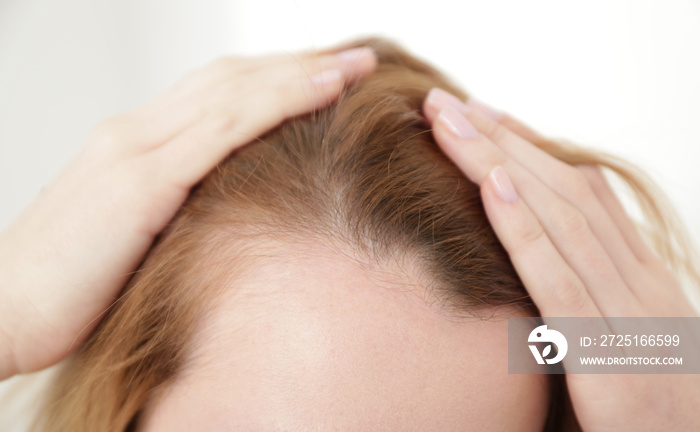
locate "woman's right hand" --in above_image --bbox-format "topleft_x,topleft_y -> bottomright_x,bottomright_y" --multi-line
0,45 -> 377,380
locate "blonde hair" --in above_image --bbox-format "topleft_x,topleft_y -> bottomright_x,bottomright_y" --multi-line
34,37 -> 699,431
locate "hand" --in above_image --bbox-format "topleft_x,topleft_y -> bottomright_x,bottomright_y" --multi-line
0,46 -> 377,379
423,88 -> 699,431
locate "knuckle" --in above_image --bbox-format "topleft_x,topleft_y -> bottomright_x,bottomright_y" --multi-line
271,82 -> 297,118
274,80 -> 296,101
201,56 -> 248,81
88,116 -> 128,147
512,223 -> 547,255
551,203 -> 590,239
551,276 -> 591,314
481,118 -> 510,144
207,108 -> 241,133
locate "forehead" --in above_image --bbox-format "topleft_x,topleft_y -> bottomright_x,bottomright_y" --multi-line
140,243 -> 549,431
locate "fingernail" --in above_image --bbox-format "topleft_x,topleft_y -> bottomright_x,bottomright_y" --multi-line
426,87 -> 470,116
335,47 -> 375,65
489,166 -> 518,203
310,69 -> 343,85
437,105 -> 479,139
466,98 -> 503,121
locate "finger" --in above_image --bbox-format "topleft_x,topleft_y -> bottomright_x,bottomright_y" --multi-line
577,168 -> 695,315
111,47 -> 376,159
177,42 -> 372,94
137,47 -> 374,118
423,90 -> 544,144
431,105 -> 642,316
577,165 -> 659,264
276,47 -> 377,84
425,88 -> 648,297
147,67 -> 357,189
135,51 -> 318,116
465,98 -> 545,144
467,110 -> 648,294
481,165 -> 601,317
205,47 -> 376,108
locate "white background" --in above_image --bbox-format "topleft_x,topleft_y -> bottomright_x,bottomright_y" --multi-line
1,1 -> 699,241
0,0 -> 699,428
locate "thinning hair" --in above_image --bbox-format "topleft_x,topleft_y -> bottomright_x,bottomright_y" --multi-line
35,37 -> 698,432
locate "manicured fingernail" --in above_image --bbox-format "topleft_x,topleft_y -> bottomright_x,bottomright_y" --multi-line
466,98 -> 503,121
489,166 -> 518,203
426,87 -> 470,115
335,47 -> 375,65
310,69 -> 343,85
437,105 -> 479,139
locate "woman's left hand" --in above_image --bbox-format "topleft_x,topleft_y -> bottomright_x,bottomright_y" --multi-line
423,88 -> 699,431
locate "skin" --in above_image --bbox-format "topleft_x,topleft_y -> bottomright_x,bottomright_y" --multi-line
139,240 -> 550,431
423,89 -> 700,430
0,44 -> 378,379
0,43 -> 698,430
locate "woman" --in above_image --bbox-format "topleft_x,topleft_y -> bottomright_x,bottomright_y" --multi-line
0,37 -> 698,431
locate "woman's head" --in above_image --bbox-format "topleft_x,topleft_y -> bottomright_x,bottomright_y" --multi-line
49,37 -> 699,431
137,237 -> 550,430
